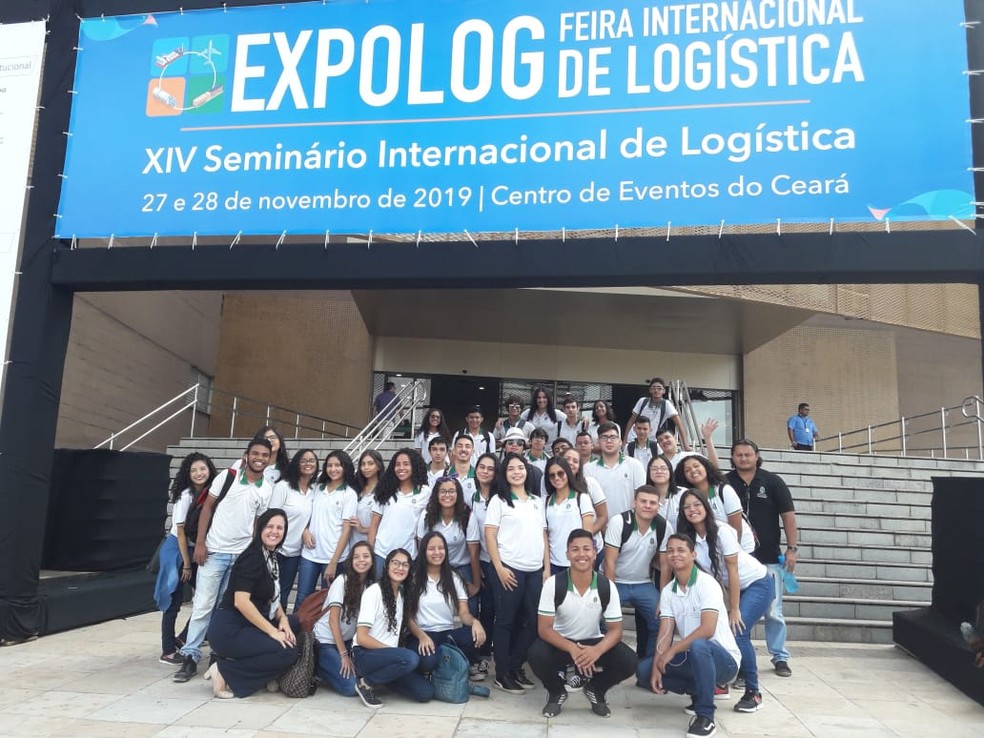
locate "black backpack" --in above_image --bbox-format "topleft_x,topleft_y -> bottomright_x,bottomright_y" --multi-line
553,570 -> 612,611
183,468 -> 236,542
617,510 -> 668,550
626,440 -> 660,459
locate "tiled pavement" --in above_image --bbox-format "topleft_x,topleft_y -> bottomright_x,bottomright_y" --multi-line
0,610 -> 981,737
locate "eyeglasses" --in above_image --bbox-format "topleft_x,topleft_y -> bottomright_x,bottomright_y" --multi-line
438,489 -> 457,497
299,458 -> 318,465
508,403 -> 521,409
650,466 -> 669,474
429,414 -> 441,419
547,470 -> 567,479
599,434 -> 620,441
682,503 -> 703,511
264,434 -> 278,441
388,560 -> 411,570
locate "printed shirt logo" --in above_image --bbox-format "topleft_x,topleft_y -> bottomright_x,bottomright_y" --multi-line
147,35 -> 227,117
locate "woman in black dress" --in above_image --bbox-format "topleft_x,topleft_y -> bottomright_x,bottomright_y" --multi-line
205,508 -> 300,698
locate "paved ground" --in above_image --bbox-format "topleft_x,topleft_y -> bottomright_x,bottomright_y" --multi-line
0,610 -> 981,738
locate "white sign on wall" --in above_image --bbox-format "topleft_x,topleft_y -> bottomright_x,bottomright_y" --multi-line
0,21 -> 45,405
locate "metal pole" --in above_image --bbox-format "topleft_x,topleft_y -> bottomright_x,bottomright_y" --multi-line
867,425 -> 873,455
977,398 -> 983,460
838,432 -> 843,452
941,407 -> 947,458
266,405 -> 271,426
295,413 -> 301,439
109,432 -> 115,451
230,396 -> 238,437
900,417 -> 906,456
321,420 -> 326,439
190,385 -> 198,438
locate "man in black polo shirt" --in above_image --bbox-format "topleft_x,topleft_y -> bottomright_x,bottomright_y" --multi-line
725,439 -> 798,678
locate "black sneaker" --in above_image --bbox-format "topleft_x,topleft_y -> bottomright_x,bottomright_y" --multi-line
566,671 -> 586,692
172,656 -> 197,683
774,660 -> 792,677
355,677 -> 382,708
584,684 -> 611,718
477,658 -> 490,677
494,673 -> 526,695
684,700 -> 697,716
734,689 -> 764,713
686,715 -> 717,738
733,672 -> 746,690
512,668 -> 535,689
159,652 -> 183,665
542,691 -> 567,718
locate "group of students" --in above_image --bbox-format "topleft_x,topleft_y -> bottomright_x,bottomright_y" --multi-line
154,383 -> 791,738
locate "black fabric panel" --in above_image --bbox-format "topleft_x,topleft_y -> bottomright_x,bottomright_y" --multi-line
0,0 -> 79,641
930,477 -> 984,625
43,450 -> 171,571
37,570 -> 156,636
894,608 -> 984,707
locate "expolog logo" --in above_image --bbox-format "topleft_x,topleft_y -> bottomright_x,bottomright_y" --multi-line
146,35 -> 228,117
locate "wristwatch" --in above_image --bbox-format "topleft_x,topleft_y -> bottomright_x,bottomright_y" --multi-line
787,545 -> 798,552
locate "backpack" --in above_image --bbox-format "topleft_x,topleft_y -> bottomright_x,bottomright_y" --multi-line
617,510 -> 668,551
626,440 -> 660,460
432,637 -> 471,703
278,630 -> 317,698
295,588 -> 332,633
553,570 -> 612,612
183,468 -> 236,542
457,429 -> 492,453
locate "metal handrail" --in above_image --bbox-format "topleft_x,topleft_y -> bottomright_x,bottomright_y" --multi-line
343,379 -> 427,458
817,395 -> 984,459
671,380 -> 706,456
94,382 -> 362,451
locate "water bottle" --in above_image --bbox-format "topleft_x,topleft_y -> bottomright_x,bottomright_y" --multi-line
777,555 -> 799,594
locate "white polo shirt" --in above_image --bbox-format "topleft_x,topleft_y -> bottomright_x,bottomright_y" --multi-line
544,491 -> 595,567
465,489 -> 494,563
302,484 -> 357,564
313,573 -> 357,646
270,480 -> 314,557
168,489 -> 193,537
604,513 -> 672,584
414,574 -> 468,632
520,408 -> 566,442
205,469 -> 273,555
694,523 -> 768,591
452,430 -> 496,465
537,572 -> 623,641
627,397 -> 679,442
555,418 -> 584,445
706,484 -> 755,553
371,486 -> 431,558
351,491 -> 375,545
354,582 -> 404,648
485,493 -> 547,572
668,450 -> 697,470
415,430 -> 441,464
416,512 -> 481,569
584,454 -> 646,516
426,466 -> 450,489
660,567 -> 741,666
661,491 -> 684,530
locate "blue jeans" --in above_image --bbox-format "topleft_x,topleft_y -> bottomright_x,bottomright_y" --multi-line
373,554 -> 387,580
278,553 -> 301,611
315,640 -> 357,697
405,626 -> 481,674
295,557 -> 328,612
615,581 -> 660,658
490,564 -> 544,677
477,561 -> 496,658
456,564 -> 479,618
178,551 -> 238,662
637,639 -> 738,720
352,646 -> 434,702
735,574 -> 775,692
765,563 -> 790,663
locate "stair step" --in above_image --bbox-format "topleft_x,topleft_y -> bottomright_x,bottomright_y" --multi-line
797,526 -> 930,547
782,596 -> 924,621
796,559 -> 932,582
799,543 -> 931,565
752,617 -> 894,645
793,577 -> 931,601
795,498 -> 931,516
796,511 -> 930,532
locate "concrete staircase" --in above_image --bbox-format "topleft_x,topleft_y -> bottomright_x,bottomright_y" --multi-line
165,437 -> 984,644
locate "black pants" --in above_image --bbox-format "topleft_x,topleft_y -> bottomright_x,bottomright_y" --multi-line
207,608 -> 300,697
528,636 -> 638,697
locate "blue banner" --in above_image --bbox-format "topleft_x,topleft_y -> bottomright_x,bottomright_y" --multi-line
57,0 -> 973,237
